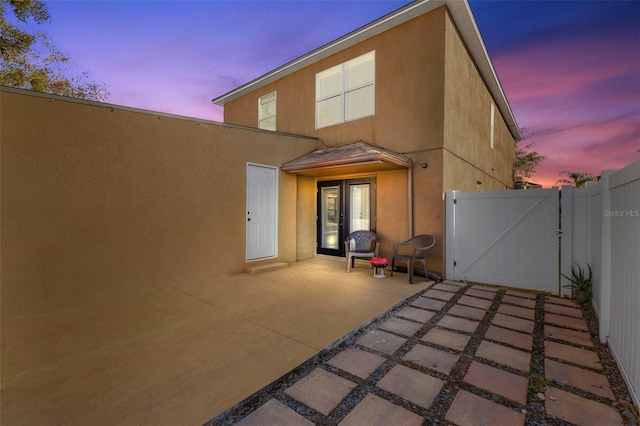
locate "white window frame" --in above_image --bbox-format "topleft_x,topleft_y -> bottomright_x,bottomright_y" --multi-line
490,102 -> 495,150
258,91 -> 276,131
315,51 -> 375,129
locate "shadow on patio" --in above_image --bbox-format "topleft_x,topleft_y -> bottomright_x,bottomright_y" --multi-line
1,256 -> 431,425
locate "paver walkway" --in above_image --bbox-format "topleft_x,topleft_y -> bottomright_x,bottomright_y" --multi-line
207,281 -> 638,426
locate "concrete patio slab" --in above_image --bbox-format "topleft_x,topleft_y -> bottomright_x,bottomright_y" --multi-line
421,327 -> 471,351
327,348 -> 386,379
544,324 -> 594,347
395,306 -> 436,323
378,316 -> 423,337
285,368 -> 357,416
464,287 -> 498,299
376,364 -> 444,409
476,340 -> 531,372
492,312 -> 535,333
402,344 -> 460,375
545,312 -> 589,331
448,304 -> 487,320
410,296 -> 446,311
463,361 -> 528,404
445,390 -> 525,426
545,387 -> 624,425
206,276 -> 638,426
485,325 -> 533,351
339,393 -> 423,426
501,294 -> 536,308
545,358 -> 615,399
356,330 -> 407,355
497,303 -> 535,320
436,315 -> 480,333
457,294 -> 493,309
235,400 -> 313,426
545,340 -> 602,369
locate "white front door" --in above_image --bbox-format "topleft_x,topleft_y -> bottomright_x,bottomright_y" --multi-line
246,164 -> 277,260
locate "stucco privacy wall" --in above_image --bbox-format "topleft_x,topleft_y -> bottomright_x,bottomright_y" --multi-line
0,89 -> 318,319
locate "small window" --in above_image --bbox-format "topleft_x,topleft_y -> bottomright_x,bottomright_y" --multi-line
316,51 -> 375,129
490,103 -> 495,150
259,92 -> 276,131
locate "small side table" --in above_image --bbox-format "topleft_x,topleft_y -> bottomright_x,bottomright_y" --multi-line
371,257 -> 389,279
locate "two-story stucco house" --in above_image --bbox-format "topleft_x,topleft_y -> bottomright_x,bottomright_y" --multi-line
212,0 -> 521,276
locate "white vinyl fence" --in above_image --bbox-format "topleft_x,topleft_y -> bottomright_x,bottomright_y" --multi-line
446,160 -> 639,407
581,162 -> 639,407
445,188 -> 560,294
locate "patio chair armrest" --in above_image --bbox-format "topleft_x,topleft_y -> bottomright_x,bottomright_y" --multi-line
392,239 -> 413,254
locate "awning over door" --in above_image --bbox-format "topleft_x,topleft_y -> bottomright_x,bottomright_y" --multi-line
281,141 -> 413,177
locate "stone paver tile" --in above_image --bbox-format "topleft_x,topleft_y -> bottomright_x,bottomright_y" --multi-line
285,368 -> 357,416
485,325 -> 533,351
442,280 -> 465,287
237,399 -> 314,426
497,304 -> 535,320
546,387 -> 624,426
376,364 -> 444,409
471,285 -> 499,293
501,295 -> 536,308
545,358 -> 614,399
445,390 -> 525,426
327,348 -> 386,379
356,330 -> 407,356
458,295 -> 493,310
492,313 -> 534,333
421,328 -> 471,351
505,289 -> 537,299
544,303 -> 583,318
432,283 -> 462,293
545,340 -> 601,369
545,313 -> 588,331
448,304 -> 486,320
544,295 -> 579,307
437,315 -> 480,334
464,288 -> 497,300
378,317 -> 423,337
545,324 -> 594,347
396,306 -> 435,323
402,344 -> 460,375
476,340 -> 531,372
339,393 -> 423,426
410,296 -> 446,311
463,361 -> 528,404
422,289 -> 456,301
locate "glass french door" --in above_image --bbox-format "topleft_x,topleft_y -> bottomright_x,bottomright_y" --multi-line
317,178 -> 375,256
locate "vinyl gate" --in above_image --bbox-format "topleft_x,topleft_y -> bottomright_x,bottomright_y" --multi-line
445,188 -> 560,294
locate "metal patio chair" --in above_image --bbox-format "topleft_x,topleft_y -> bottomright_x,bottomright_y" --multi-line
390,234 -> 436,284
345,230 -> 379,272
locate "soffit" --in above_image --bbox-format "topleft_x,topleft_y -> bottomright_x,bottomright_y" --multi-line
281,141 -> 413,177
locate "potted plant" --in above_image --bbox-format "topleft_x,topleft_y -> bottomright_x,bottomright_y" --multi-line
562,263 -> 592,304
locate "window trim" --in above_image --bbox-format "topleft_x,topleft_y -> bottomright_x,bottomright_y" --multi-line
258,91 -> 277,131
315,51 -> 375,129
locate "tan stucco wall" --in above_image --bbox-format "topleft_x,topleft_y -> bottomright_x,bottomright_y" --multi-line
295,175 -> 317,260
442,12 -> 515,192
221,5 -> 517,277
224,7 -> 448,154
1,89 -> 317,318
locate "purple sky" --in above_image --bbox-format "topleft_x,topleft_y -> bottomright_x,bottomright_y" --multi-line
26,1 -> 640,187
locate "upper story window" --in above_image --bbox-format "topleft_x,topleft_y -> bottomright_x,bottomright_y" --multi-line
315,51 -> 375,129
490,103 -> 495,150
259,92 -> 276,131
